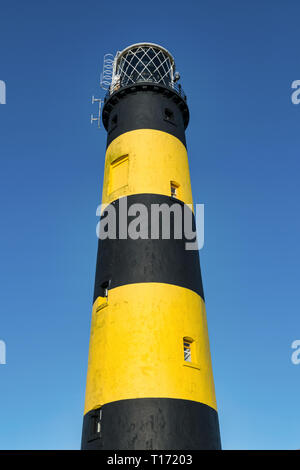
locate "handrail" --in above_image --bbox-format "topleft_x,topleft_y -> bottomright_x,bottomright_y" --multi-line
105,79 -> 187,103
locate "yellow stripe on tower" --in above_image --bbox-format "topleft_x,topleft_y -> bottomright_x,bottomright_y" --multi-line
84,283 -> 217,415
101,129 -> 193,208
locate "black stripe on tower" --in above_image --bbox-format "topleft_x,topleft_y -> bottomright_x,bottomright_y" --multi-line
102,82 -> 189,148
94,194 -> 204,302
81,398 -> 221,450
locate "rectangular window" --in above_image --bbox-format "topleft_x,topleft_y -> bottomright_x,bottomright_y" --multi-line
95,281 -> 110,311
183,339 -> 192,362
101,281 -> 110,298
170,181 -> 180,198
109,155 -> 129,194
88,408 -> 102,442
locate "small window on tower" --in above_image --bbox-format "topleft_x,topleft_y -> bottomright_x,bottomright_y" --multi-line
170,181 -> 180,198
101,280 -> 110,298
183,338 -> 193,362
88,408 -> 102,442
164,108 -> 174,122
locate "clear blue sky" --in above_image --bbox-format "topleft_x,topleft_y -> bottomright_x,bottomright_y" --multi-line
0,0 -> 299,450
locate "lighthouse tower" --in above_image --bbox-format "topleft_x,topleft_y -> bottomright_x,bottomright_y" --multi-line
81,43 -> 221,450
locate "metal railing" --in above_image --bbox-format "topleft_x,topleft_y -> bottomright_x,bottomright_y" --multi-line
105,78 -> 186,103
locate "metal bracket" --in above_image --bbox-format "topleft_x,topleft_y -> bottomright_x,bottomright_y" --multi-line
90,96 -> 103,129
